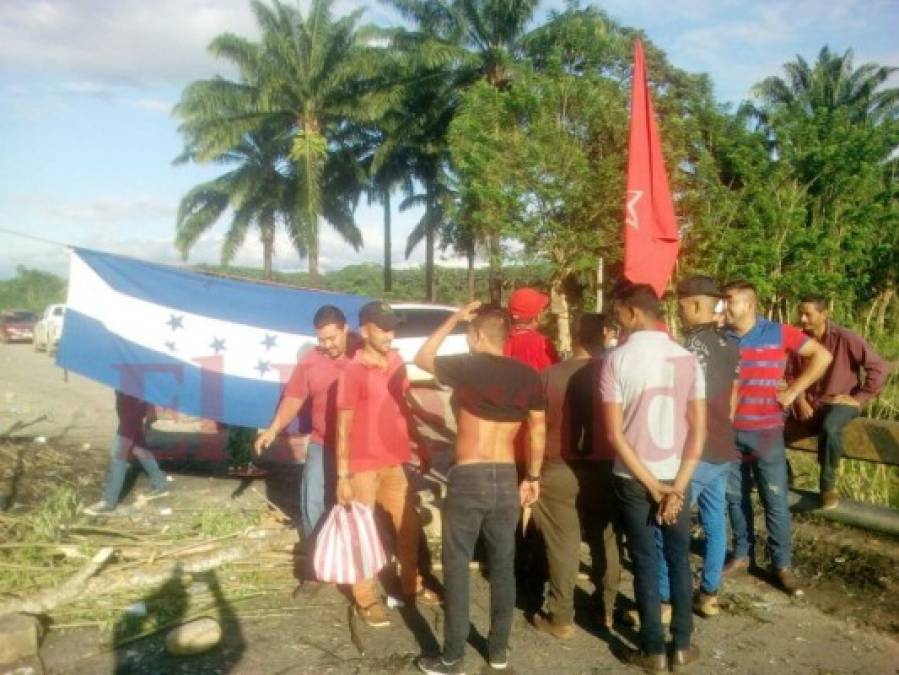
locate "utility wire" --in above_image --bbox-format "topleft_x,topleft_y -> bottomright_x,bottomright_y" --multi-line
0,226 -> 72,249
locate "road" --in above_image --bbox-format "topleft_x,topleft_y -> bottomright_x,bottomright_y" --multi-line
1,342 -> 898,674
0,341 -> 115,444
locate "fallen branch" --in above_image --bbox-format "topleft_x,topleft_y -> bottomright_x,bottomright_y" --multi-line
0,527 -> 296,617
0,547 -> 113,615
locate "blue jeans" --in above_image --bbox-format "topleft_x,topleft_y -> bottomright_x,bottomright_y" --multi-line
725,429 -> 792,570
442,464 -> 520,663
817,404 -> 859,491
103,434 -> 167,506
656,461 -> 728,598
616,477 -> 693,655
300,442 -> 331,540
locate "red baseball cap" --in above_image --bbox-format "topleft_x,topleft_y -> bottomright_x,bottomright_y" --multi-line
508,287 -> 550,321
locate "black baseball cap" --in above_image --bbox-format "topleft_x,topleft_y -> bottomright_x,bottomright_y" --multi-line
676,275 -> 723,298
358,301 -> 404,330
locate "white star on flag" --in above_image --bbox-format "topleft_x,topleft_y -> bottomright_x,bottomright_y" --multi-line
626,189 -> 643,229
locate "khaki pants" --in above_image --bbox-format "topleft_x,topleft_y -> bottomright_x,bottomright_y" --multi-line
532,459 -> 621,623
349,464 -> 421,608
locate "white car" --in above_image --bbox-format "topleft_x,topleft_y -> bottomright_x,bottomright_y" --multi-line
33,304 -> 66,354
389,302 -> 470,382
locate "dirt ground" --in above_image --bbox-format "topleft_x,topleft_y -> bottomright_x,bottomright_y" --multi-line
1,342 -> 898,675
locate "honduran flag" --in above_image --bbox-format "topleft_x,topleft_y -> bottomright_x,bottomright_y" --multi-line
57,248 -> 370,429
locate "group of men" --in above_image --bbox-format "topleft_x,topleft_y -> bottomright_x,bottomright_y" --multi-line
86,276 -> 888,674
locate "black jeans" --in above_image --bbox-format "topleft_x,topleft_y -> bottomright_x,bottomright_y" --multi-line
816,404 -> 859,491
442,463 -> 520,663
615,476 -> 693,655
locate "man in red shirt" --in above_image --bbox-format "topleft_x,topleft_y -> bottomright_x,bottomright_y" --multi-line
722,282 -> 831,597
504,287 -> 560,372
789,295 -> 890,509
255,305 -> 355,570
335,301 -> 435,627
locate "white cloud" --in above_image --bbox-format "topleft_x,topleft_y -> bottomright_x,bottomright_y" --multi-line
130,98 -> 175,114
0,0 -> 400,88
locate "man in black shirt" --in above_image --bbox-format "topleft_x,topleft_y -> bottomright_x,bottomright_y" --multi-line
414,302 -> 546,675
655,276 -> 739,617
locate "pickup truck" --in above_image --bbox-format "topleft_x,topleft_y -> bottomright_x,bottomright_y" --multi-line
33,304 -> 66,354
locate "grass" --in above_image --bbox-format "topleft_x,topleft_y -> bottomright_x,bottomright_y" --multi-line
789,451 -> 899,508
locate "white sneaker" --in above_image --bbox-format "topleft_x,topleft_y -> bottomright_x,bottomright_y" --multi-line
83,500 -> 115,516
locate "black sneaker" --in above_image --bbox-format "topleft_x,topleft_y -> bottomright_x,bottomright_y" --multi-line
488,649 -> 509,670
417,655 -> 465,674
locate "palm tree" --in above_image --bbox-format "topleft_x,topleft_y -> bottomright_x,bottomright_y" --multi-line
174,125 -> 303,280
175,0 -> 376,286
751,46 -> 898,124
380,0 -> 539,301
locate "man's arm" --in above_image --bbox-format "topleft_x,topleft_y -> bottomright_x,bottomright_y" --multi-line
335,409 -> 354,504
414,301 -> 481,375
520,410 -> 546,506
850,334 -> 890,406
729,380 -> 739,422
602,401 -> 676,503
254,395 -> 305,453
777,339 -> 832,409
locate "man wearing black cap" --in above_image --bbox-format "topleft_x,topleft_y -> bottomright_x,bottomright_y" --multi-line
335,301 -> 436,628
653,276 -> 740,618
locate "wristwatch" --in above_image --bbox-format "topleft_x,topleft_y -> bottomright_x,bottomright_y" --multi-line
525,474 -> 541,483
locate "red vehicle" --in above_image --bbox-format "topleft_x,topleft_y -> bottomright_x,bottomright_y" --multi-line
0,310 -> 38,343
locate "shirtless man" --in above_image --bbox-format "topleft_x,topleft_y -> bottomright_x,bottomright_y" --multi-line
414,303 -> 547,675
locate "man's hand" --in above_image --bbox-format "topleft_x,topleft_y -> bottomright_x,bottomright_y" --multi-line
254,429 -> 276,455
454,301 -> 482,323
519,480 -> 540,507
822,394 -> 861,408
795,396 -> 815,421
647,480 -> 680,505
657,492 -> 684,525
336,477 -> 353,505
776,386 -> 800,410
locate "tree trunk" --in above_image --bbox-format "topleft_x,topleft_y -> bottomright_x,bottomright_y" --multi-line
261,217 -> 274,281
550,277 -> 571,356
308,215 -> 319,288
876,281 -> 895,335
467,248 -> 475,301
425,213 -> 435,302
383,189 -> 392,293
595,256 -> 604,312
488,234 -> 502,305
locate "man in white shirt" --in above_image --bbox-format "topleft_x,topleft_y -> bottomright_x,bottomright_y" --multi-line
601,284 -> 706,673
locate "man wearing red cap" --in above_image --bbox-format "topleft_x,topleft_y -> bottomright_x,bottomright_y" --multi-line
504,287 -> 560,373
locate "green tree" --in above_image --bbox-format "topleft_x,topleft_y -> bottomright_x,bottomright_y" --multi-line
380,0 -> 540,301
174,125 -> 304,279
175,0 -> 373,286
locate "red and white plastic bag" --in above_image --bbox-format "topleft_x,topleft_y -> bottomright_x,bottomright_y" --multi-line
313,501 -> 387,584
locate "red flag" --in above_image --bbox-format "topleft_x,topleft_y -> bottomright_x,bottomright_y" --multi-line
623,40 -> 679,297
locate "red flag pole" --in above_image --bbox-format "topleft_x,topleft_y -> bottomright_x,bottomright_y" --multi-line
623,40 -> 679,298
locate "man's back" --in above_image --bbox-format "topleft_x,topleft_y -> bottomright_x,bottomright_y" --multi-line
600,332 -> 703,480
683,323 -> 740,463
435,352 -> 544,464
544,357 -> 611,461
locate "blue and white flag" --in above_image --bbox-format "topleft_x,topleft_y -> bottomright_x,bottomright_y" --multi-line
57,248 -> 370,428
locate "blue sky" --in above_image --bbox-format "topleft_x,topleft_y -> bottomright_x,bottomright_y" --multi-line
1,0 -> 897,280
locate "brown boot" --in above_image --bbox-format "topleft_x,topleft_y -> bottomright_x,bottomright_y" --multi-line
693,591 -> 720,617
821,489 -> 840,510
532,612 -> 575,639
620,648 -> 667,673
671,644 -> 701,671
357,601 -> 391,627
721,556 -> 749,577
774,568 -> 804,598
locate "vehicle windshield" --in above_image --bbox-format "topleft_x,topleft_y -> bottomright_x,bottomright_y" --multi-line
52,306 -> 65,316
5,311 -> 37,322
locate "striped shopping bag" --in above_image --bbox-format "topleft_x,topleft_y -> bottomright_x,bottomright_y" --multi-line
313,502 -> 387,584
